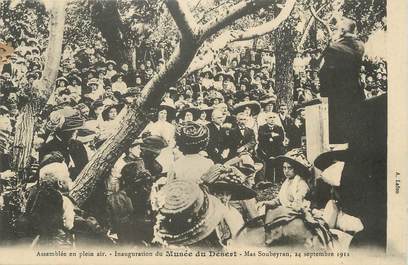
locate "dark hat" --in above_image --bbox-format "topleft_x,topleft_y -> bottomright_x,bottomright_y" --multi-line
68,74 -> 82,84
56,77 -> 69,86
177,106 -> 200,121
200,67 -> 213,78
158,101 -> 176,119
78,96 -> 95,108
223,71 -> 235,82
153,180 -> 224,246
140,135 -> 168,155
274,148 -> 313,179
314,146 -> 349,171
259,95 -> 277,107
121,162 -> 151,186
106,60 -> 117,66
214,71 -> 225,81
123,87 -> 141,98
175,121 -> 209,153
111,72 -> 124,82
101,104 -> 123,121
232,100 -> 261,116
39,151 -> 65,169
0,106 -> 10,115
90,100 -> 104,111
87,78 -> 98,86
46,107 -> 84,132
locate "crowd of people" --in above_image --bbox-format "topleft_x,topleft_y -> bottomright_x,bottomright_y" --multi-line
0,10 -> 388,251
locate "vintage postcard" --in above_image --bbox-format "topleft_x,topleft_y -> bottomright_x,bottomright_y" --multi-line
0,0 -> 406,264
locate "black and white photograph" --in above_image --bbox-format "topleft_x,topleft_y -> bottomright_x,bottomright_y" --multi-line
0,0 -> 405,264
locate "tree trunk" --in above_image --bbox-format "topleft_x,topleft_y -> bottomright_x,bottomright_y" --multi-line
12,1 -> 67,180
41,0 -> 67,98
91,0 -> 129,65
12,103 -> 35,181
273,26 -> 296,110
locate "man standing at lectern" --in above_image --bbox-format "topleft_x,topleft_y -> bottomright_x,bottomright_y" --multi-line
319,17 -> 365,144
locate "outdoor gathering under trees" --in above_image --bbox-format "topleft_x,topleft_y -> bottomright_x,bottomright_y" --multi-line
0,0 -> 387,251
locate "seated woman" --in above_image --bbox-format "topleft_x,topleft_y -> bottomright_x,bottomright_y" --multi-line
262,148 -> 312,211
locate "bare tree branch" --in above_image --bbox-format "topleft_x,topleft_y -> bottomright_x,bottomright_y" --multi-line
199,0 -> 274,42
232,0 -> 297,41
185,0 -> 295,76
297,1 -> 329,51
310,5 -> 332,38
166,0 -> 198,40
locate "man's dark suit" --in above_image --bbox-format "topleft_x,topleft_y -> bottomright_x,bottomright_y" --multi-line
225,125 -> 256,160
319,34 -> 365,144
257,123 -> 284,182
206,122 -> 227,163
257,124 -> 285,159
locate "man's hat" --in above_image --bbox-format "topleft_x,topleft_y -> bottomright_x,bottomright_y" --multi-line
232,101 -> 261,116
153,180 -> 225,246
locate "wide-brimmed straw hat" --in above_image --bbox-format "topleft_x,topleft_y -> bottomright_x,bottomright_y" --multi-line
232,100 -> 261,116
204,165 -> 257,201
273,148 -> 313,179
154,180 -> 225,246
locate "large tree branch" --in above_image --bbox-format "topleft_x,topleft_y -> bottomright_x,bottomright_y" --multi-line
166,0 -> 198,40
185,0 -> 295,76
232,0 -> 297,41
199,0 -> 273,42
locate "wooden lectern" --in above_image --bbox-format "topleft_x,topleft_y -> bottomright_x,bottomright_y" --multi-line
303,98 -> 330,163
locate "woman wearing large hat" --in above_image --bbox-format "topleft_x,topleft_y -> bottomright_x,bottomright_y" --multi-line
151,180 -> 226,248
169,121 -> 213,183
263,148 -> 312,211
177,105 -> 200,123
143,101 -> 176,148
201,164 -> 256,245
